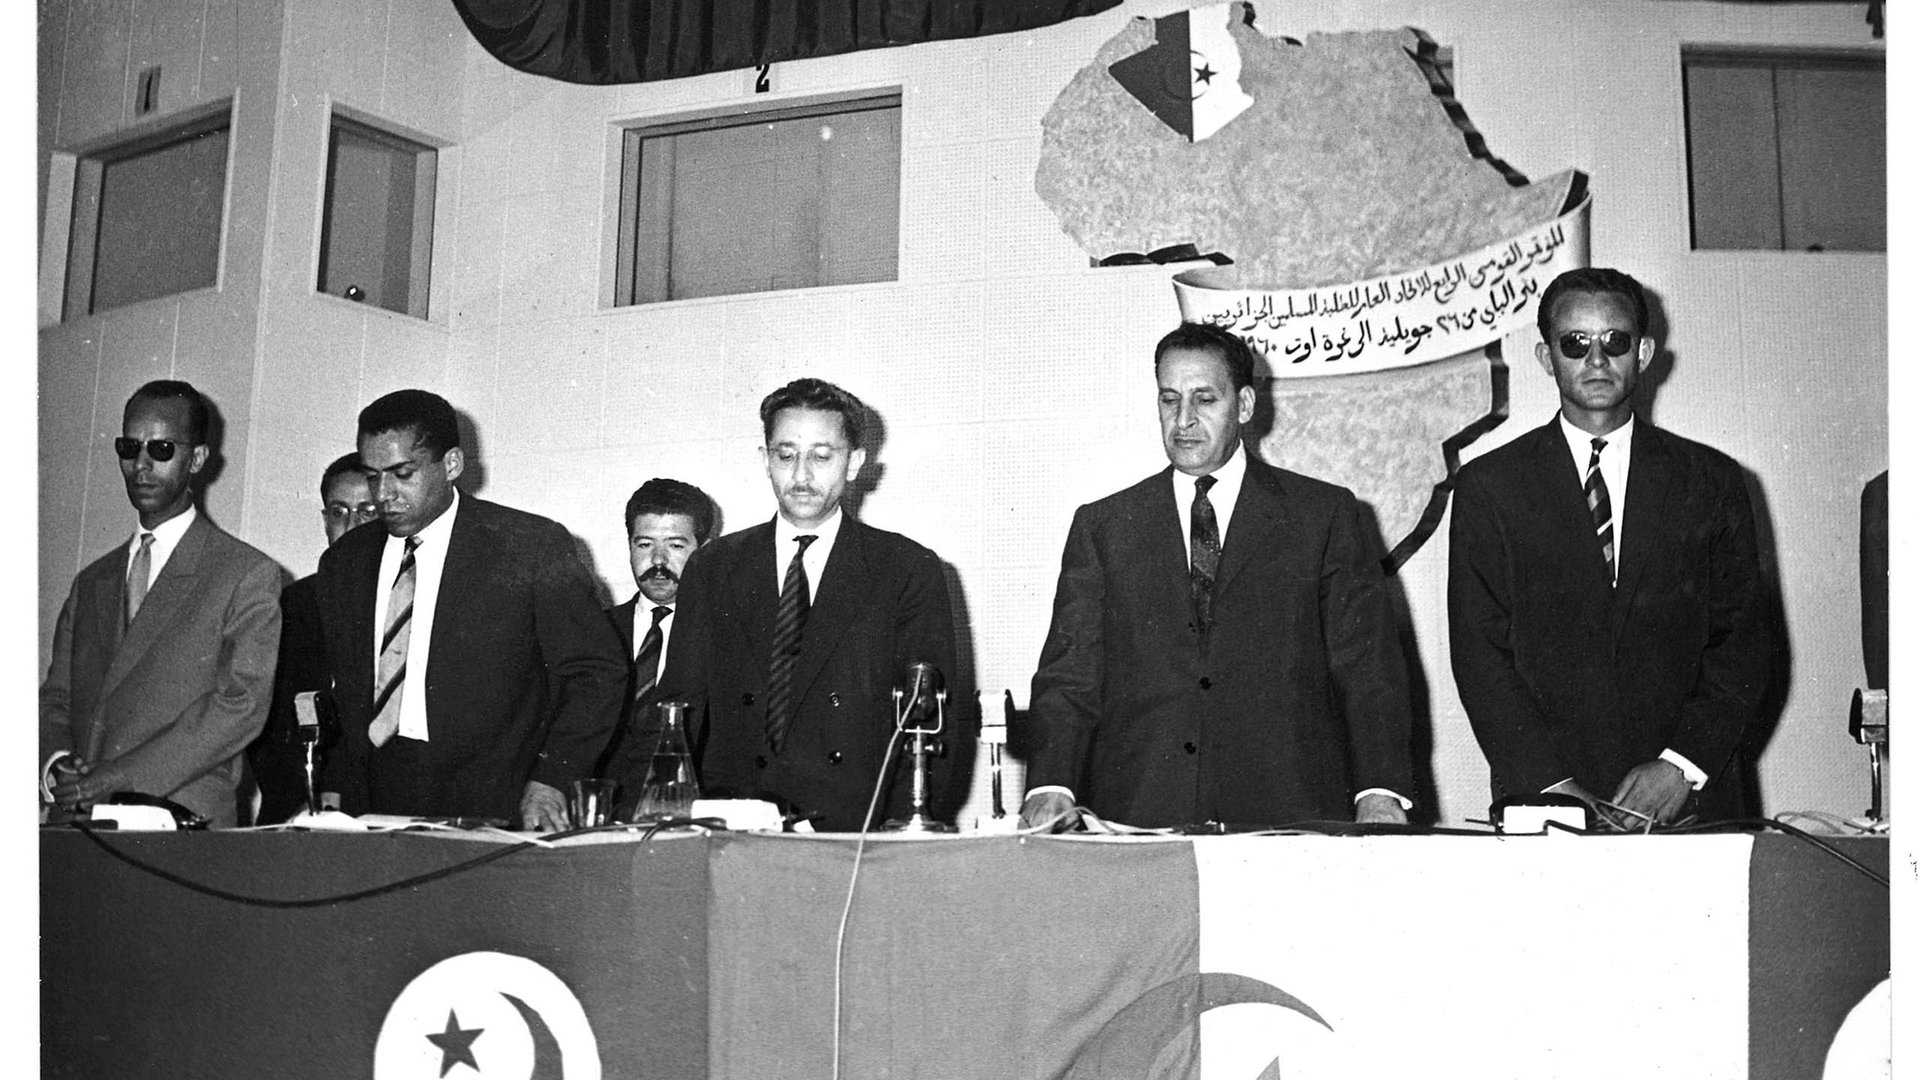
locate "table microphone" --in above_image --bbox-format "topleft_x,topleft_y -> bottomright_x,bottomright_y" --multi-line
884,660 -> 951,833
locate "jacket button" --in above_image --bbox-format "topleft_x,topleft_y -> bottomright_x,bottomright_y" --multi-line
754,755 -> 769,769
742,692 -> 756,706
1199,677 -> 1212,690
827,751 -> 843,765
829,692 -> 842,707
1184,741 -> 1198,755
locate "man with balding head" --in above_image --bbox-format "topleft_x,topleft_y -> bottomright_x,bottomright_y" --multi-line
41,380 -> 282,827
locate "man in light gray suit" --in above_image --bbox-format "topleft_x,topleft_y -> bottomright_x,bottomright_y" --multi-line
40,381 -> 282,827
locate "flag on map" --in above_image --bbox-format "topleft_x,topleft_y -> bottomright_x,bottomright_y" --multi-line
1108,3 -> 1255,141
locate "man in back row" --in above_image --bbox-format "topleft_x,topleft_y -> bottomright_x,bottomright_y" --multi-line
1022,323 -> 1414,830
316,389 -> 628,829
661,378 -> 971,830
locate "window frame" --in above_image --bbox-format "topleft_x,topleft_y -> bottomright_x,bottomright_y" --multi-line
316,105 -> 441,319
609,89 -> 904,308
59,99 -> 236,321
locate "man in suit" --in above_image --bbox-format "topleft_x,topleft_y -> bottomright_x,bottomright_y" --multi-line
249,453 -> 375,824
40,380 -> 282,828
1448,266 -> 1774,826
1020,323 -> 1414,831
661,378 -> 971,831
597,477 -> 716,816
315,389 -> 627,829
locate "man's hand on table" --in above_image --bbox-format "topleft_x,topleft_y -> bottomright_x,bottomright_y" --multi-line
520,779 -> 570,832
1353,792 -> 1408,825
48,755 -> 130,811
1019,791 -> 1080,833
1610,760 -> 1690,827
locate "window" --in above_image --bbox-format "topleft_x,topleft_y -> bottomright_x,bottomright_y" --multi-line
318,113 -> 438,317
614,92 -> 901,305
1682,48 -> 1884,252
64,106 -> 230,319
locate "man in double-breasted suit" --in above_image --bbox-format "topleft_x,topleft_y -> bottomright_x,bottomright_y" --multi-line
1020,323 -> 1415,830
316,389 -> 627,829
41,381 -> 282,828
660,378 -> 971,831
1449,267 -> 1774,826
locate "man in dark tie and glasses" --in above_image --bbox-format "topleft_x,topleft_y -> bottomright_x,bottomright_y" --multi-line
40,380 -> 282,827
657,378 -> 971,831
1449,266 -> 1776,829
1021,322 -> 1416,832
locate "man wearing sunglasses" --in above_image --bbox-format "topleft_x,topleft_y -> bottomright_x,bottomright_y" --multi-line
40,380 -> 283,827
1449,267 -> 1774,830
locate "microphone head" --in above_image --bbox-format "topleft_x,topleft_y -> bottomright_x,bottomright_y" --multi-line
899,660 -> 944,695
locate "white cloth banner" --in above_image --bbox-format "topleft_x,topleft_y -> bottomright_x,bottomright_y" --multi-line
1172,196 -> 1591,377
1194,834 -> 1753,1079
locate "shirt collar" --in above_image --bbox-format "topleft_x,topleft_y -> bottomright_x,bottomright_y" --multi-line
392,487 -> 461,553
138,503 -> 197,545
774,503 -> 843,551
1558,412 -> 1635,458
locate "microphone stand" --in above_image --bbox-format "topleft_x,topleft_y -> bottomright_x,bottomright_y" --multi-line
884,685 -> 952,834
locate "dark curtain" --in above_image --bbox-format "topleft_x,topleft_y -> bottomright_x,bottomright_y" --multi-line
451,0 -> 1124,85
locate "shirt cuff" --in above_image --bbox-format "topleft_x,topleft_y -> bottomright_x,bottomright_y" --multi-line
1024,784 -> 1075,803
1353,788 -> 1411,810
1659,749 -> 1708,790
41,750 -> 72,803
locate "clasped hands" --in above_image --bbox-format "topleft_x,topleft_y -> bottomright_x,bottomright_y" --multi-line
1551,759 -> 1691,832
1016,790 -> 1408,832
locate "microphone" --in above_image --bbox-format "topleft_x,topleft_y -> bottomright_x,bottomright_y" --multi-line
882,661 -> 952,833
898,661 -> 945,725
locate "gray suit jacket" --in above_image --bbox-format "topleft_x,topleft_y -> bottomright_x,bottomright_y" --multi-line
40,513 -> 283,827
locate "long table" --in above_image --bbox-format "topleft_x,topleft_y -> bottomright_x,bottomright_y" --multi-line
42,828 -> 1888,1079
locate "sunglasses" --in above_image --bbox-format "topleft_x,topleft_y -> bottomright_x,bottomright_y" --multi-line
1556,329 -> 1636,360
114,438 -> 189,462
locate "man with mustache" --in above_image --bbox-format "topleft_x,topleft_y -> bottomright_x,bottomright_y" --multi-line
1449,266 -> 1776,828
659,378 -> 971,830
40,380 -> 281,827
1021,323 -> 1415,831
598,477 -> 716,817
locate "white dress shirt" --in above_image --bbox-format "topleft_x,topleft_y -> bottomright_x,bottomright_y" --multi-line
1551,413 -> 1704,791
1172,445 -> 1246,565
372,489 -> 461,741
125,504 -> 198,589
772,505 -> 845,598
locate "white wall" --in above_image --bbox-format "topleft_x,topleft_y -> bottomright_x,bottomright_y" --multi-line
39,0 -> 1887,825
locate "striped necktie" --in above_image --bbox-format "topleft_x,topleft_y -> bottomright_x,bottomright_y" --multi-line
368,536 -> 421,748
1190,475 -> 1221,636
632,604 -> 670,706
764,534 -> 817,753
125,532 -> 155,627
1584,437 -> 1615,585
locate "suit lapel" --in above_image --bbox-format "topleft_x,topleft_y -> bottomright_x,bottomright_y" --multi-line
791,518 -> 867,706
740,524 -> 779,679
611,597 -> 638,658
98,515 -> 210,705
431,499 -> 490,705
1216,460 -> 1283,598
1528,421 -> 1615,599
1610,425 -> 1673,645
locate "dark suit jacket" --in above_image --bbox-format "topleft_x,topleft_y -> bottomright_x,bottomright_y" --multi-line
249,574 -> 332,824
1448,419 -> 1774,818
1026,459 -> 1414,827
40,513 -> 282,827
315,495 -> 628,823
658,516 -> 973,831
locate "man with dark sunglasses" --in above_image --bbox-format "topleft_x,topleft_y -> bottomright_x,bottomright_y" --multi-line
1448,267 -> 1775,829
40,380 -> 282,827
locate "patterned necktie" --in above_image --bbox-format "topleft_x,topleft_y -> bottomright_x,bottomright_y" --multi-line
125,532 -> 155,627
368,536 -> 421,748
1190,475 -> 1221,636
1585,438 -> 1615,585
765,534 -> 817,753
632,604 -> 670,706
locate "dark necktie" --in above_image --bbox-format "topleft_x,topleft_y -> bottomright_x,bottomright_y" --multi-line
1190,475 -> 1221,636
632,604 -> 670,706
765,534 -> 817,753
1584,438 -> 1615,585
125,532 -> 154,627
369,536 -> 421,748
